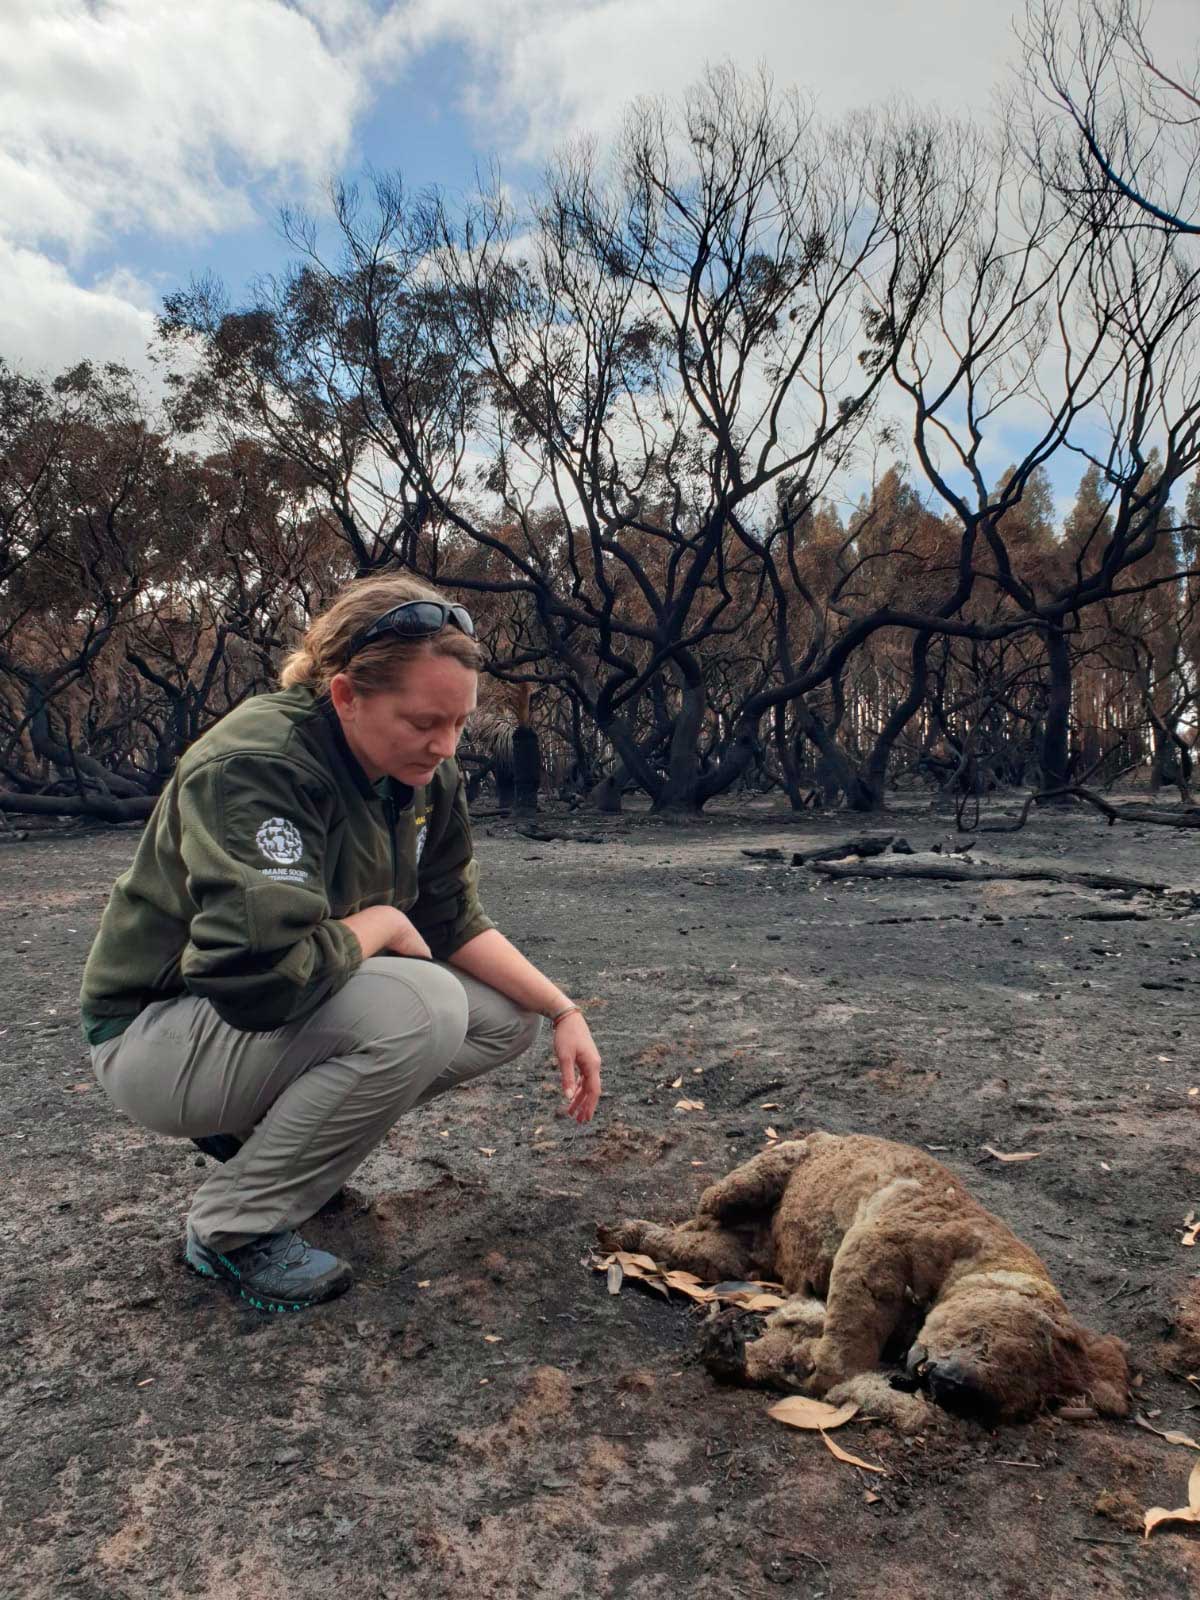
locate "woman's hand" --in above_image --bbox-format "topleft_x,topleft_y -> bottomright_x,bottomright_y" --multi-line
553,1011 -> 602,1124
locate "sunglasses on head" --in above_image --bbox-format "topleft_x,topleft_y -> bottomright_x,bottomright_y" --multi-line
346,600 -> 476,660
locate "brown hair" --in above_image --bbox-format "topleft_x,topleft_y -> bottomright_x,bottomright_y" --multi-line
279,573 -> 482,697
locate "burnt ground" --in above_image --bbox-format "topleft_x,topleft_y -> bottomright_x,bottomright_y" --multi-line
1,794 -> 1199,1600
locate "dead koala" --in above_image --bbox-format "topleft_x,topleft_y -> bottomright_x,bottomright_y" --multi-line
598,1131 -> 1129,1427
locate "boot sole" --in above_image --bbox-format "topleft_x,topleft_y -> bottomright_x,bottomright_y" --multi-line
185,1252 -> 353,1314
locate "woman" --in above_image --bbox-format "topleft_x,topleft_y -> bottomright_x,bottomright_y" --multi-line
80,574 -> 602,1313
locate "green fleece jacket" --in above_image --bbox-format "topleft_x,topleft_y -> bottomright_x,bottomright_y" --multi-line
79,686 -> 493,1044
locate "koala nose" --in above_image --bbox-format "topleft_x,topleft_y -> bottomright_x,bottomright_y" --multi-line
889,1343 -> 928,1394
925,1358 -> 998,1422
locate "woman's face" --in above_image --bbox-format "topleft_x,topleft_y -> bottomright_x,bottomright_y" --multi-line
331,654 -> 478,786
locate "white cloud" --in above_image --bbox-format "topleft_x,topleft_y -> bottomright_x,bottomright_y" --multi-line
0,0 -> 367,254
0,242 -> 158,376
0,0 -> 397,375
378,0 -> 1199,163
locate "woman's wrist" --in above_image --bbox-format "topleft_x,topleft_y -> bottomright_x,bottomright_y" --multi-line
549,1001 -> 582,1026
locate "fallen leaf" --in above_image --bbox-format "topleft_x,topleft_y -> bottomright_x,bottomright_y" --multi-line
661,1270 -> 715,1303
765,1127 -> 779,1141
674,1099 -> 705,1112
760,1102 -> 780,1110
1182,1215 -> 1200,1248
739,1293 -> 787,1311
822,1431 -> 888,1474
612,1251 -> 659,1273
1188,1087 -> 1198,1097
768,1396 -> 859,1432
65,1084 -> 91,1094
864,1490 -> 881,1504
417,1280 -> 431,1289
479,1147 -> 497,1157
607,1263 -> 624,1295
1144,1461 -> 1200,1538
659,1268 -> 705,1286
136,1378 -> 155,1387
670,1076 -> 683,1089
982,1145 -> 1041,1163
1136,1414 -> 1200,1450
438,1130 -> 450,1138
483,1334 -> 502,1344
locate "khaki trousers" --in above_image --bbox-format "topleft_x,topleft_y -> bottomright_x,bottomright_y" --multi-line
90,957 -> 541,1251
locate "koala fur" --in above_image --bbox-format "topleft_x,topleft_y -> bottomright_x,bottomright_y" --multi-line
598,1131 -> 1129,1426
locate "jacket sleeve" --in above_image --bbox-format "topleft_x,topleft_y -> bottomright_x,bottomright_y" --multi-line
409,766 -> 495,960
176,753 -> 363,1031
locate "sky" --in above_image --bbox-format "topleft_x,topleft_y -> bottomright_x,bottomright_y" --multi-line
1,0 -> 1196,510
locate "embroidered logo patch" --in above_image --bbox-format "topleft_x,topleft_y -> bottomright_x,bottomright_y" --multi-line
256,816 -> 303,865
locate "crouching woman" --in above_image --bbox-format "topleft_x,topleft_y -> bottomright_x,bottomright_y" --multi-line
79,573 -> 601,1313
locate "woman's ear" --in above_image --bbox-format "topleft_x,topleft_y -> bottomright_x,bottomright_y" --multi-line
328,673 -> 356,718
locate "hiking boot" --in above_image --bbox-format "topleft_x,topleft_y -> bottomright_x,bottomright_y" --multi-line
191,1134 -> 243,1163
185,1223 -> 353,1313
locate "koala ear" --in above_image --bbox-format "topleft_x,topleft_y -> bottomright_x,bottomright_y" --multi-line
1054,1323 -> 1130,1417
1079,1329 -> 1131,1417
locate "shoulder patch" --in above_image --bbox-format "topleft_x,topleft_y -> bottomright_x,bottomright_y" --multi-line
256,816 -> 303,866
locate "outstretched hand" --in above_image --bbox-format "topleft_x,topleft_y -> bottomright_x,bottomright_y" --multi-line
553,1012 -> 602,1124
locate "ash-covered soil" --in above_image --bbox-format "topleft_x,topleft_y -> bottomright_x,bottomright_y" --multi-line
1,796 -> 1198,1599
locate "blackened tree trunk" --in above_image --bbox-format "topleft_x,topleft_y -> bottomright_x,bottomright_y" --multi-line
512,724 -> 541,814
1039,625 -> 1073,797
860,632 -> 933,809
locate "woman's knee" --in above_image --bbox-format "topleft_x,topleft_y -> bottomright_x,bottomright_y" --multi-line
345,958 -> 470,1067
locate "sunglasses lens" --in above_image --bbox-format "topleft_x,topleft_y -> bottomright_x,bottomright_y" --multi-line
450,606 -> 476,637
390,602 -> 449,635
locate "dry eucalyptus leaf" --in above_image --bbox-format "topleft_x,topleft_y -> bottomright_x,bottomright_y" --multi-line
670,1076 -> 683,1089
613,1251 -> 659,1273
479,1147 -> 496,1157
765,1127 -> 779,1141
760,1102 -> 781,1110
740,1293 -> 787,1311
821,1431 -> 888,1474
662,1270 -> 715,1303
483,1335 -> 502,1343
768,1396 -> 859,1432
1181,1216 -> 1200,1248
1135,1414 -> 1200,1450
864,1490 -> 881,1504
607,1263 -> 624,1296
982,1145 -> 1041,1163
1143,1462 -> 1200,1538
674,1099 -> 705,1112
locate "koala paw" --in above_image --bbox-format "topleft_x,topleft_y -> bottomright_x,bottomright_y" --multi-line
698,1307 -> 755,1384
596,1220 -> 645,1254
